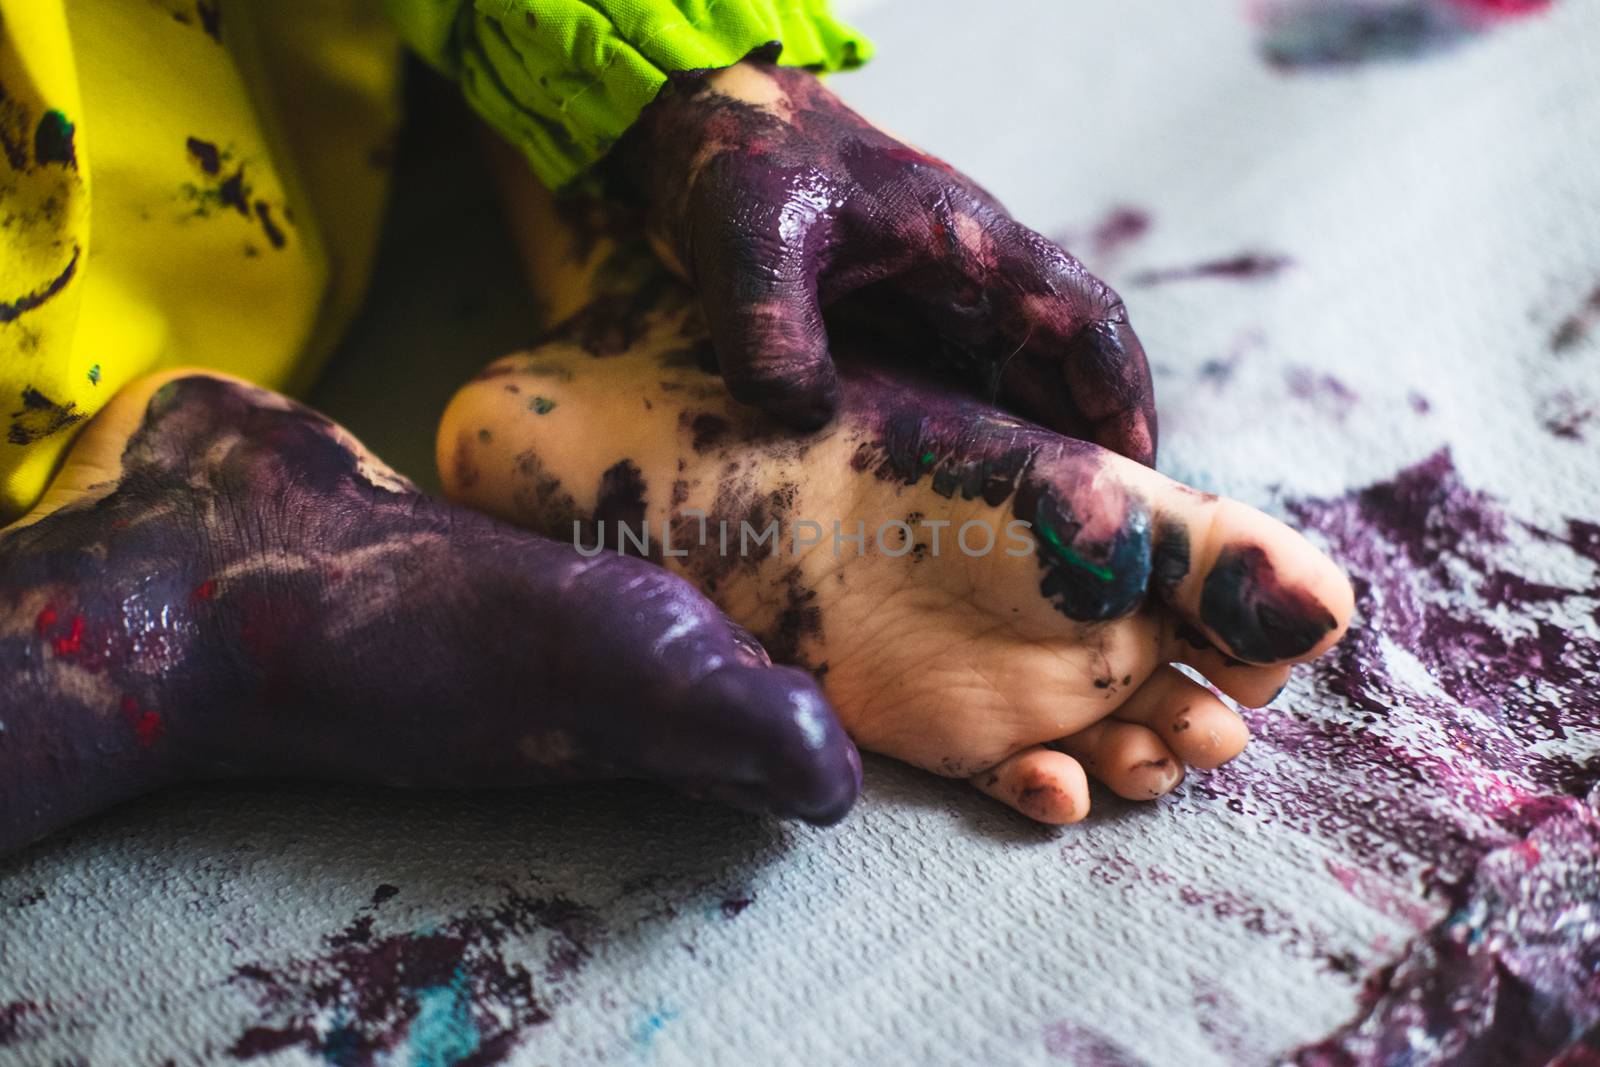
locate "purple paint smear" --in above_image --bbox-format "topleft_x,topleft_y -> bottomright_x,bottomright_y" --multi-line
1252,0 -> 1553,70
1195,449 -> 1600,1062
1130,253 -> 1295,287
1287,367 -> 1361,421
1551,283 -> 1600,353
227,889 -> 598,1064
1050,206 -> 1154,272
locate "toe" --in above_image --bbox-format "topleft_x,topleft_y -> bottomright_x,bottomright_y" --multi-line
1055,721 -> 1185,800
971,747 -> 1089,824
1163,619 -> 1292,708
1110,665 -> 1250,770
1094,456 -> 1354,664
1159,499 -> 1352,664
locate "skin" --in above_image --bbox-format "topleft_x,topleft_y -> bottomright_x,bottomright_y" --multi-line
613,57 -> 1158,463
0,369 -> 862,856
0,60 -> 1327,848
439,267 -> 1355,825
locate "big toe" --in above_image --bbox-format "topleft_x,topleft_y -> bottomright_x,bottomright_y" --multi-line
673,663 -> 862,825
1108,460 -> 1354,664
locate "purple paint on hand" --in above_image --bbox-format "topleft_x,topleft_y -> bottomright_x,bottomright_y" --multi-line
0,376 -> 862,856
613,57 -> 1160,465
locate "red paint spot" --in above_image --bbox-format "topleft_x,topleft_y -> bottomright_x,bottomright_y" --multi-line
135,712 -> 164,747
51,615 -> 84,657
193,579 -> 217,601
1446,0 -> 1550,17
120,695 -> 163,747
111,518 -> 130,529
35,605 -> 57,635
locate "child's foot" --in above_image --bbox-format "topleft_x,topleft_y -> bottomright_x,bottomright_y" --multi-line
440,301 -> 1353,824
0,370 -> 859,854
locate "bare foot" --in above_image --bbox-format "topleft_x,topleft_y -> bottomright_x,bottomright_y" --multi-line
440,298 -> 1353,825
0,370 -> 860,854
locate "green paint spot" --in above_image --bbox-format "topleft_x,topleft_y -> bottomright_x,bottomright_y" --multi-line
407,970 -> 479,1067
530,396 -> 556,415
920,451 -> 936,466
86,364 -> 100,386
1036,522 -> 1115,582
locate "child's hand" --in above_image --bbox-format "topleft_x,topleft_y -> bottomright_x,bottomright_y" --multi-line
617,58 -> 1157,466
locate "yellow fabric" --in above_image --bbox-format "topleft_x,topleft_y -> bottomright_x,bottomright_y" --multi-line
0,0 -> 403,519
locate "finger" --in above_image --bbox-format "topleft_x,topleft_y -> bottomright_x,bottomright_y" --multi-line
993,221 -> 1157,464
1112,665 -> 1250,770
892,213 -> 1158,465
667,662 -> 862,825
1055,721 -> 1185,801
691,178 -> 841,430
970,746 -> 1089,824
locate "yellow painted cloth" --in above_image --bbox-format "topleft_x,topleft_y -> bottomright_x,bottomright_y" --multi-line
0,0 -> 404,520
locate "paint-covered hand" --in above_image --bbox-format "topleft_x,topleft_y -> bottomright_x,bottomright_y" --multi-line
0,372 -> 860,856
614,57 -> 1157,464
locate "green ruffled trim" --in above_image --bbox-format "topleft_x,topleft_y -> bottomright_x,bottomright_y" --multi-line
391,0 -> 872,191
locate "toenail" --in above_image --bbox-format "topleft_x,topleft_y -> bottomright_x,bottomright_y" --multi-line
1017,784 -> 1070,820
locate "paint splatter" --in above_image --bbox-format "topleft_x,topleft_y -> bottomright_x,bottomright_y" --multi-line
1253,0 -> 1552,70
590,459 -> 654,559
195,0 -> 222,40
0,1001 -> 41,1048
253,201 -> 286,250
1292,787 -> 1600,1065
227,892 -> 599,1064
1130,253 -> 1294,286
0,246 -> 81,327
1286,367 -> 1360,420
687,412 -> 730,452
628,1006 -> 680,1051
186,136 -> 222,176
118,696 -> 163,747
1173,449 -> 1600,1060
32,111 -> 75,169
1052,206 -> 1153,269
1539,390 -> 1595,441
1551,283 -> 1600,353
1042,1022 -> 1150,1065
